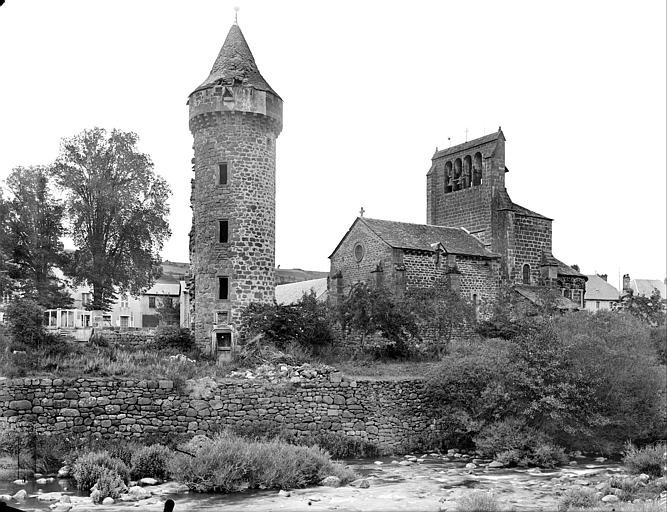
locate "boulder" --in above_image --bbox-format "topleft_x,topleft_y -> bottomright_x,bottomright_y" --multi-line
127,486 -> 152,500
37,492 -> 63,501
12,490 -> 27,500
465,463 -> 477,469
488,461 -> 504,468
319,476 -> 341,488
11,480 -> 26,485
278,490 -> 291,497
139,477 -> 159,486
601,495 -> 619,503
373,461 -> 383,465
0,495 -> 12,503
398,460 -> 413,466
57,466 -> 71,478
349,479 -> 370,489
102,497 -> 114,505
36,477 -> 55,484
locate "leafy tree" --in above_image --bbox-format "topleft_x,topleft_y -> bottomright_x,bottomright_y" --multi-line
50,128 -> 171,311
336,283 -> 418,358
241,291 -> 334,353
619,289 -> 666,326
402,280 -> 475,356
6,297 -> 47,346
0,167 -> 72,308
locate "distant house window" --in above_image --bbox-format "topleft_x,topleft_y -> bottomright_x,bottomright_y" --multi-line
120,316 -> 129,328
354,244 -> 364,262
102,315 -> 112,325
120,294 -> 129,308
148,296 -> 156,309
82,292 -> 92,306
219,220 -> 229,243
522,264 -> 530,284
472,293 -> 479,319
218,163 -> 228,185
596,301 -> 600,310
563,288 -> 572,300
218,277 -> 229,300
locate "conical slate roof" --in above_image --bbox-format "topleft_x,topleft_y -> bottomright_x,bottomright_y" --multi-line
192,23 -> 279,97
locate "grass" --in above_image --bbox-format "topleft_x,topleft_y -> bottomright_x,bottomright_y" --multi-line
168,431 -> 357,492
624,442 -> 667,477
456,491 -> 501,512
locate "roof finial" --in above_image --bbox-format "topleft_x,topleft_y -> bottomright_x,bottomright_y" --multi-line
234,6 -> 240,25
359,206 -> 365,217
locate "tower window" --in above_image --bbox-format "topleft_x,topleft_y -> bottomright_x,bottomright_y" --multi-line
218,163 -> 228,185
522,264 -> 530,284
218,220 -> 229,243
218,277 -> 229,300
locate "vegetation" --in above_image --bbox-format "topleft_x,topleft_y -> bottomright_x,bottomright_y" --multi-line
50,127 -> 171,311
426,310 -> 666,460
456,491 -> 501,512
619,289 -> 666,326
130,444 -> 172,480
623,442 -> 667,478
92,468 -> 127,503
72,450 -> 130,492
558,487 -> 600,511
168,431 -> 356,492
0,166 -> 72,308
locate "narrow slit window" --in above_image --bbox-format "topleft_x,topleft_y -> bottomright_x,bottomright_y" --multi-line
219,220 -> 229,243
218,163 -> 228,185
218,277 -> 229,300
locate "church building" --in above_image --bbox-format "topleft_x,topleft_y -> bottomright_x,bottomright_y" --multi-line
329,129 -> 586,311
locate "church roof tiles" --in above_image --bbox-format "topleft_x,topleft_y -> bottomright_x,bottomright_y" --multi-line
358,218 -> 499,258
192,23 -> 279,97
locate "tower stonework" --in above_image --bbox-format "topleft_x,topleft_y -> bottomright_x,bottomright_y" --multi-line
188,23 -> 283,354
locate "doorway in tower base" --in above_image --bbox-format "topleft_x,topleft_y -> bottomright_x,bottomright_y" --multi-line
211,328 -> 233,362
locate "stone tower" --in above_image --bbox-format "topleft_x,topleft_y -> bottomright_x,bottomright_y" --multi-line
188,22 -> 283,354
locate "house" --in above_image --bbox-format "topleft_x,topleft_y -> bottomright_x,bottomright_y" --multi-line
275,278 -> 328,305
584,274 -> 619,311
622,274 -> 666,299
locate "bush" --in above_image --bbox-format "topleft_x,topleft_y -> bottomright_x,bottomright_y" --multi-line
624,442 -> 667,477
6,298 -> 45,346
168,431 -> 356,493
104,439 -> 144,468
531,443 -> 569,468
72,451 -> 130,492
92,468 -> 126,503
153,326 -> 195,351
130,444 -> 172,480
301,432 -> 380,459
474,418 -> 549,458
456,491 -> 500,512
558,487 -> 600,511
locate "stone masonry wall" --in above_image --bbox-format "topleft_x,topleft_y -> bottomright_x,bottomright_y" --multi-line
512,214 -> 553,284
0,375 -> 440,455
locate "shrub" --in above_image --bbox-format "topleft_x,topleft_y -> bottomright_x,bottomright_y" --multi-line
623,442 -> 667,477
456,491 -> 500,512
531,443 -> 569,468
72,451 -> 130,491
104,439 -> 144,468
558,486 -> 600,511
130,444 -> 172,480
92,468 -> 126,503
474,418 -> 549,459
302,432 -> 380,459
168,431 -> 356,493
153,326 -> 195,351
6,298 -> 45,346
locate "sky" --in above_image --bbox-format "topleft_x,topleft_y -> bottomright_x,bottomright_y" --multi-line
0,0 -> 665,290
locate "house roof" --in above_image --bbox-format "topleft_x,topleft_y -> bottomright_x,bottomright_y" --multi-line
145,282 -> 181,296
191,23 -> 279,97
630,279 -> 666,298
433,129 -> 505,159
275,278 -> 328,305
585,275 -> 619,301
509,202 -> 552,220
554,258 -> 586,279
330,217 -> 499,259
514,285 -> 581,310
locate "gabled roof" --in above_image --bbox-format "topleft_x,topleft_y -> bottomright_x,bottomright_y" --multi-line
514,285 -> 581,310
630,279 -> 666,298
433,128 -> 504,160
145,281 -> 181,296
330,217 -> 499,259
275,278 -> 328,305
585,275 -> 619,301
554,257 -> 586,279
192,23 -> 279,97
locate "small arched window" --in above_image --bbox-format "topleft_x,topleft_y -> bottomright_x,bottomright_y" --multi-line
522,264 -> 530,284
473,152 -> 483,186
463,155 -> 472,188
444,161 -> 453,193
453,158 -> 462,191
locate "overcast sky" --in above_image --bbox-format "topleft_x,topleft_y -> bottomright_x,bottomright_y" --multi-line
1,0 -> 665,289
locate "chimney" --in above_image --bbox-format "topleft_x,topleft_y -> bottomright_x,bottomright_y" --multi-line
598,274 -> 607,282
622,274 -> 631,292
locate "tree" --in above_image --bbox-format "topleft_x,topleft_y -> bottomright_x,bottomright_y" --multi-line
50,128 -> 171,311
336,283 -> 418,358
402,280 -> 475,356
619,289 -> 666,326
0,166 -> 71,308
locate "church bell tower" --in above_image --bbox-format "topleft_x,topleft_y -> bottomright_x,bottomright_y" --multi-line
188,20 -> 283,355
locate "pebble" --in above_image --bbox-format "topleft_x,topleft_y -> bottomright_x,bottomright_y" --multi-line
399,460 -> 413,466
278,490 -> 291,497
488,461 -> 504,468
601,494 -> 619,503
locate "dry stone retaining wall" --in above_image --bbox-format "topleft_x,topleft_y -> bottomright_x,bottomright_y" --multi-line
0,374 -> 440,454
